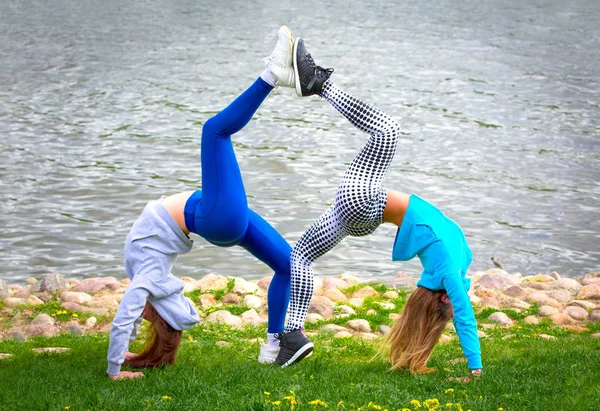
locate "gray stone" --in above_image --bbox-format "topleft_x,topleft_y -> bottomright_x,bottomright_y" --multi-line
568,300 -> 597,310
550,278 -> 581,293
72,277 -> 120,294
222,293 -> 240,304
0,279 -> 7,299
546,290 -> 571,303
67,325 -> 85,336
308,296 -> 335,318
336,305 -> 356,315
376,276 -> 418,291
359,333 -> 379,340
502,297 -> 531,310
378,324 -> 391,335
488,312 -> 513,327
38,272 -> 66,294
61,301 -> 85,311
232,278 -> 259,295
32,347 -> 69,354
26,324 -> 59,337
503,285 -> 527,298
85,317 -> 97,327
564,306 -> 589,321
196,274 -> 229,292
347,319 -> 371,332
11,331 -> 26,341
576,284 -> 600,300
31,314 -> 55,326
524,316 -> 539,325
242,295 -> 263,309
60,291 -> 92,305
333,331 -> 354,338
526,282 -> 549,291
590,310 -> 600,322
321,324 -> 347,333
538,306 -> 559,317
351,286 -> 379,298
323,288 -> 348,303
3,298 -> 28,307
306,313 -> 324,323
539,334 -> 556,340
476,272 -> 518,290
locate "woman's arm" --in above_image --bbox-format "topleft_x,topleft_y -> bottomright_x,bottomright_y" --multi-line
106,284 -> 150,378
442,272 -> 482,371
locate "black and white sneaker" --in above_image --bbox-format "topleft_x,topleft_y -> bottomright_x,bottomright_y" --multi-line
275,329 -> 314,368
293,38 -> 334,97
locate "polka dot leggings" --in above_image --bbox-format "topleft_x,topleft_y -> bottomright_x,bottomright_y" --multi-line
285,81 -> 401,331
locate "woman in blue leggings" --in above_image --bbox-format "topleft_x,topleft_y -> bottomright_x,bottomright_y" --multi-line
106,27 -> 297,380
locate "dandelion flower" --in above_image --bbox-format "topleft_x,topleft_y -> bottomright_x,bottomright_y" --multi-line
271,401 -> 281,406
410,400 -> 422,408
308,399 -> 328,407
445,389 -> 454,394
161,396 -> 171,401
264,392 -> 271,396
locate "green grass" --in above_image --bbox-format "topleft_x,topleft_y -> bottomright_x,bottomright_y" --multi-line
0,319 -> 599,411
1,283 -> 599,410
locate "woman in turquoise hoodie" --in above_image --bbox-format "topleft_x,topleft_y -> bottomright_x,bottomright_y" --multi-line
274,36 -> 482,381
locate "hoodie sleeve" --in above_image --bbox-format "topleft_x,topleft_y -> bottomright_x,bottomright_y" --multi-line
106,283 -> 149,376
443,272 -> 482,370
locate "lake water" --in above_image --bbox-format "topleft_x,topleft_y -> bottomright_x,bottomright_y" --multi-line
1,0 -> 599,285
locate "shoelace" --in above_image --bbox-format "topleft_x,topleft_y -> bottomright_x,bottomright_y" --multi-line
275,332 -> 286,347
304,52 -> 334,80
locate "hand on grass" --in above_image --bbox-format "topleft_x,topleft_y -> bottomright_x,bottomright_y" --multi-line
449,369 -> 482,383
108,371 -> 145,380
124,351 -> 138,361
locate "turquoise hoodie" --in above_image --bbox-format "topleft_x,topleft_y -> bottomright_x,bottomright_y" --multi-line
392,195 -> 481,370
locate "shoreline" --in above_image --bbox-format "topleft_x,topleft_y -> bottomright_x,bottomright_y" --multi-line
1,269 -> 599,342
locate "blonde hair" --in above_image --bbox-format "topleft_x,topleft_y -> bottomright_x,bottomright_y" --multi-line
379,286 -> 453,374
124,302 -> 182,369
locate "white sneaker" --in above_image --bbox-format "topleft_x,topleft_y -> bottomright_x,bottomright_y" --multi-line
264,26 -> 295,88
258,343 -> 280,364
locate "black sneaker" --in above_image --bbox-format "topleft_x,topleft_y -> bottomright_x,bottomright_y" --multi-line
275,329 -> 314,368
293,38 -> 334,97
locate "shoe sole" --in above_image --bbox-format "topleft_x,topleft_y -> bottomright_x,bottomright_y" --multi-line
293,37 -> 303,97
258,357 -> 276,364
280,342 -> 314,368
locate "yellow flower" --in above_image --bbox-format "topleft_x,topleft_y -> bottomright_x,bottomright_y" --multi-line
271,401 -> 281,406
445,389 -> 454,394
308,399 -> 328,407
72,313 -> 78,318
264,392 -> 271,396
446,404 -> 453,408
498,409 -> 504,411
410,400 -> 422,408
65,407 -> 70,410
161,396 -> 171,401
401,408 -> 411,411
338,401 -> 344,406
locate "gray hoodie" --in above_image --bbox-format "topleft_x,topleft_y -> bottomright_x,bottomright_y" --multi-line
106,200 -> 200,376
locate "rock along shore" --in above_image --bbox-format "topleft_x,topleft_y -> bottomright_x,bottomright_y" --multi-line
0,268 -> 599,343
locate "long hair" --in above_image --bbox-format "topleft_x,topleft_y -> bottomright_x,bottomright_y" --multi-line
124,302 -> 182,368
379,286 -> 453,374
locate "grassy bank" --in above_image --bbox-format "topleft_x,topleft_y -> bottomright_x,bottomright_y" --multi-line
1,314 -> 599,410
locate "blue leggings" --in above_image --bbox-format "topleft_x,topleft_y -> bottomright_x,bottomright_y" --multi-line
183,77 -> 291,333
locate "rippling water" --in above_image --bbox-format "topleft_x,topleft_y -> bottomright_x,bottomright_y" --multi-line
1,0 -> 599,284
